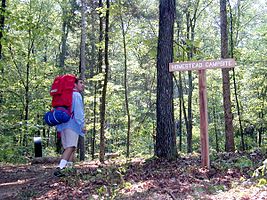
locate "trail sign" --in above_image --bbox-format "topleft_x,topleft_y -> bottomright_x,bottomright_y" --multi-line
169,58 -> 236,72
170,58 -> 236,168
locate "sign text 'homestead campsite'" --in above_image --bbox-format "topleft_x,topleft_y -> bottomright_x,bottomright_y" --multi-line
169,58 -> 236,168
169,58 -> 236,72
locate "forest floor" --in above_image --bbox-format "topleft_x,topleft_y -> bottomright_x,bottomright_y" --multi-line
0,150 -> 267,200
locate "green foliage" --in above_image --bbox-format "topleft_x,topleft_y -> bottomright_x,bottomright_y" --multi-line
211,152 -> 254,173
234,156 -> 253,169
0,136 -> 29,164
42,146 -> 59,157
0,0 -> 266,164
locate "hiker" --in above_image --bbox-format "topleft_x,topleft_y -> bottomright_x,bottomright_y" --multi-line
54,77 -> 85,177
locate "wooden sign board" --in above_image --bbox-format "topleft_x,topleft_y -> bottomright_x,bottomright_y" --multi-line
169,58 -> 236,168
169,58 -> 236,72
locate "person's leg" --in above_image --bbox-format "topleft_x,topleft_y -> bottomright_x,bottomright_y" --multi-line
57,147 -> 75,169
62,147 -> 75,160
69,151 -> 76,164
55,129 -> 78,175
56,130 -> 67,169
64,129 -> 78,164
69,150 -> 76,162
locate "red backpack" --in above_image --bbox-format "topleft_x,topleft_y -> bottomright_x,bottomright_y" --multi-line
50,74 -> 77,112
44,74 -> 77,126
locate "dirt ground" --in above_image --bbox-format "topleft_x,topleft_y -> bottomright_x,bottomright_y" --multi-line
0,153 -> 266,200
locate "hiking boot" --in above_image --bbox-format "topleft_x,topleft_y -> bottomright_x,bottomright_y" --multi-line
53,167 -> 65,177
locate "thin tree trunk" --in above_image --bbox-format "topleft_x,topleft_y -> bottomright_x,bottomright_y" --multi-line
220,0 -> 235,152
119,5 -> 131,158
59,18 -> 68,68
91,84 -> 97,159
88,0 -> 97,77
59,2 -> 71,68
232,67 -> 243,150
0,0 -> 6,60
181,77 -> 189,147
258,102 -> 265,146
91,0 -> 104,160
23,26 -> 35,146
211,87 -> 219,152
187,0 -> 201,153
175,16 -> 183,152
88,0 -> 98,159
79,0 -> 86,77
186,11 -> 193,153
173,74 -> 184,152
78,0 -> 87,161
24,62 -> 30,146
228,0 -> 244,150
258,122 -> 263,147
99,0 -> 110,163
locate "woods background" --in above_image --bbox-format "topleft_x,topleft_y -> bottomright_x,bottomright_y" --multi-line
0,0 -> 266,163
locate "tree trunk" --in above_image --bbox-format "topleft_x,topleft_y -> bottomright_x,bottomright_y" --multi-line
155,0 -> 177,159
119,4 -> 131,158
173,74 -> 184,152
228,1 -> 244,150
99,0 -> 110,163
79,0 -> 86,77
91,0 -> 104,160
24,62 -> 30,146
91,84 -> 97,159
258,125 -> 263,147
23,26 -> 35,146
59,15 -> 69,68
0,0 -> 6,59
86,0 -> 98,160
186,0 -> 201,153
78,0 -> 87,161
175,16 -> 183,152
220,0 -> 235,152
59,1 -> 72,68
186,11 -> 193,153
88,0 -> 97,77
211,88 -> 220,152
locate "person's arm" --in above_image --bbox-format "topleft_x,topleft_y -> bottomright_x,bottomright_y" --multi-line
73,92 -> 84,128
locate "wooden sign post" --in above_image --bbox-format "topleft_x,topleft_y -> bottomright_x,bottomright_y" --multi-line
169,59 -> 236,168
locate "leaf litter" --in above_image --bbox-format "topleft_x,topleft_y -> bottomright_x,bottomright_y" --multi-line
0,150 -> 266,200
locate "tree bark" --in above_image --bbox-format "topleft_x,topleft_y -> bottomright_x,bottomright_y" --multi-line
155,0 -> 177,159
99,0 -> 110,163
119,2 -> 131,158
59,14 -> 69,68
173,74 -> 184,152
211,86 -> 220,152
0,0 -> 6,60
186,11 -> 193,153
228,0 -> 244,150
220,0 -> 235,152
88,0 -> 97,77
82,0 -> 98,160
59,1 -> 73,68
78,0 -> 87,161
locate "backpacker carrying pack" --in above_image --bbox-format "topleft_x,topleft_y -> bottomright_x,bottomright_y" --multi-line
44,74 -> 76,126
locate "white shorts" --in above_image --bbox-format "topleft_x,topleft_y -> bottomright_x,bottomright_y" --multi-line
61,128 -> 79,149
